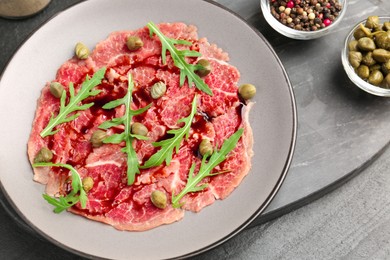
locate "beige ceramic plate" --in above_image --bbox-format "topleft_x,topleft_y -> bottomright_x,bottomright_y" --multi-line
0,0 -> 296,259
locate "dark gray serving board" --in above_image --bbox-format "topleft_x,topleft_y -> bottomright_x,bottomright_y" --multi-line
1,0 -> 390,258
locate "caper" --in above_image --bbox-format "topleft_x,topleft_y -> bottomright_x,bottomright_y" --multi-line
75,42 -> 90,59
385,73 -> 390,87
365,16 -> 380,30
82,176 -> 94,193
131,122 -> 148,136
196,59 -> 212,77
357,37 -> 376,51
90,129 -> 107,148
238,83 -> 256,100
34,147 -> 53,163
348,51 -> 363,68
357,65 -> 370,80
362,52 -> 376,66
126,36 -> 143,51
199,139 -> 213,157
369,64 -> 381,72
348,40 -> 359,51
383,22 -> 390,31
375,31 -> 390,50
368,70 -> 384,86
150,81 -> 166,99
372,48 -> 390,63
150,190 -> 167,209
382,60 -> 390,75
49,82 -> 64,98
354,24 -> 371,39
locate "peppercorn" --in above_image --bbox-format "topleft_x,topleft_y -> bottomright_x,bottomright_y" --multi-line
269,0 -> 343,32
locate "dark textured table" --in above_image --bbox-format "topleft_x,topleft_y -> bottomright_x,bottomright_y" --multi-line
1,0 -> 390,259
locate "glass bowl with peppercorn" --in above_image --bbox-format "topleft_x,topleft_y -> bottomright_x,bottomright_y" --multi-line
260,0 -> 347,40
341,16 -> 390,96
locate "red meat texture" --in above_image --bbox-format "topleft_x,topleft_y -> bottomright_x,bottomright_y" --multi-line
27,23 -> 254,231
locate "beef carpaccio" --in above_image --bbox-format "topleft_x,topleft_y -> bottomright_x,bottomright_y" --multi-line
27,22 -> 254,231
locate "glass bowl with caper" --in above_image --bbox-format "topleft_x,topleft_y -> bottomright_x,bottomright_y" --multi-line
260,0 -> 347,40
341,16 -> 390,96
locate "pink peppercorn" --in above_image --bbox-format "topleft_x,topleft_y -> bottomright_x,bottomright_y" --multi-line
323,18 -> 332,27
287,1 -> 294,8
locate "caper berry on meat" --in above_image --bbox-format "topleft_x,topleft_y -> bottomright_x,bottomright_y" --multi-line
357,65 -> 370,80
199,139 -> 213,157
196,59 -> 212,77
368,70 -> 384,86
349,51 -> 363,68
90,129 -> 107,148
150,190 -> 167,209
75,42 -> 90,59
126,36 -> 143,51
34,147 -> 53,163
239,83 -> 256,100
49,82 -> 64,98
82,176 -> 94,193
150,81 -> 166,99
131,122 -> 148,136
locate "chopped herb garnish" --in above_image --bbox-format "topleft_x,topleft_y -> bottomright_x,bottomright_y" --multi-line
40,67 -> 106,138
99,73 -> 151,185
141,94 -> 197,169
171,128 -> 243,208
147,21 -> 213,96
33,162 -> 88,213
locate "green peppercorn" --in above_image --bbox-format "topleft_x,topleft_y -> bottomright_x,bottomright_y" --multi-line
34,147 -> 53,163
126,36 -> 143,51
49,82 -> 64,98
150,190 -> 167,209
75,42 -> 90,59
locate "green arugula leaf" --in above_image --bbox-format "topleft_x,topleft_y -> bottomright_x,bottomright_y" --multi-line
147,21 -> 213,96
171,128 -> 244,208
98,73 -> 152,185
33,162 -> 88,213
40,67 -> 106,138
141,94 -> 197,169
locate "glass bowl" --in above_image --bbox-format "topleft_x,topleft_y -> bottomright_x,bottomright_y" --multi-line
341,16 -> 390,97
260,0 -> 347,40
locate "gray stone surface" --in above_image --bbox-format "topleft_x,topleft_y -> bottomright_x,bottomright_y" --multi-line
195,144 -> 390,259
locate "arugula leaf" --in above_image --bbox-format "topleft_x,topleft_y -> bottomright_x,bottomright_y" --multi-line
40,67 -> 106,138
147,21 -> 213,96
33,162 -> 88,213
141,94 -> 197,169
98,73 -> 152,185
171,128 -> 244,208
